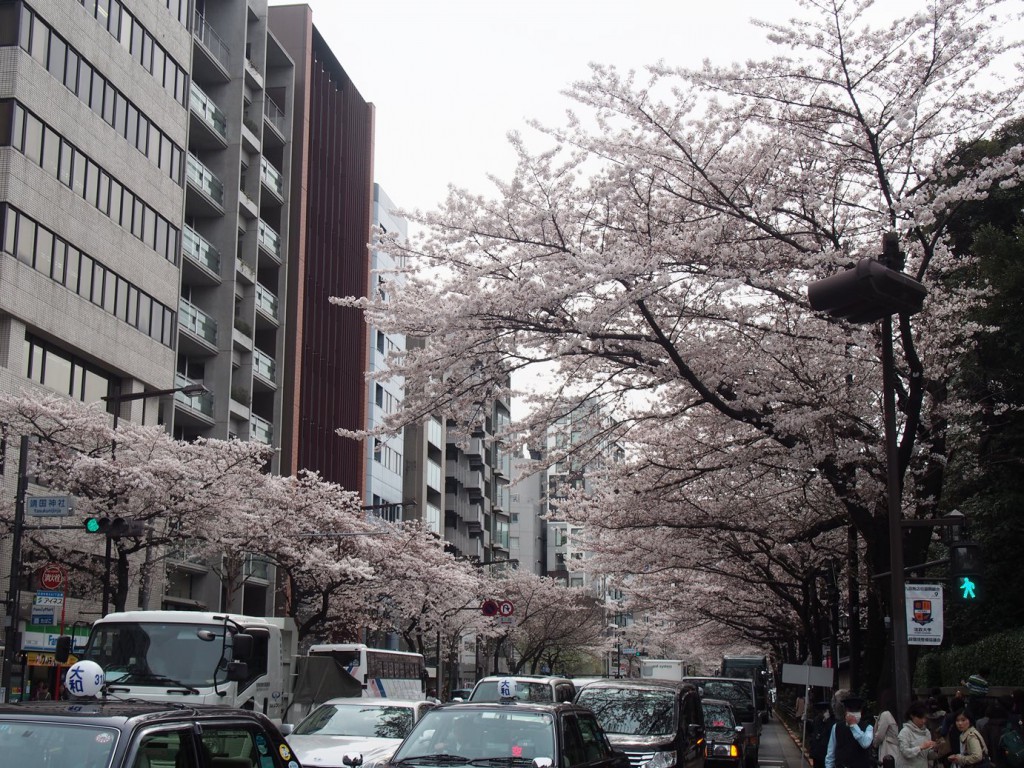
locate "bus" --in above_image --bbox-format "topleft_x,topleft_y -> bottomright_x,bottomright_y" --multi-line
307,643 -> 426,699
721,654 -> 771,722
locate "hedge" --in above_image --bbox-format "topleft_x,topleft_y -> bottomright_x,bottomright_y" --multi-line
915,628 -> 1024,688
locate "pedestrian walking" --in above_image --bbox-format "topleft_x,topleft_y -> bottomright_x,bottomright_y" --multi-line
949,711 -> 989,768
898,701 -> 938,768
826,693 -> 875,768
875,692 -> 900,768
810,701 -> 834,768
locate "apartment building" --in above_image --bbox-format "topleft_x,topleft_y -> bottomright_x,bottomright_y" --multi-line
268,5 -> 375,497
0,0 -> 296,620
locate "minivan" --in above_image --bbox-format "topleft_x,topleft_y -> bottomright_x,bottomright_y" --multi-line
684,677 -> 760,768
575,679 -> 705,768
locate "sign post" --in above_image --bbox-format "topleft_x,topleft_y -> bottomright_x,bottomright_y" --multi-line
782,663 -> 835,768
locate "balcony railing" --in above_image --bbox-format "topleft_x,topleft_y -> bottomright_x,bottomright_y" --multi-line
250,414 -> 273,444
187,154 -> 224,205
257,219 -> 281,259
264,96 -> 287,135
255,282 -> 279,321
182,225 -> 220,274
174,373 -> 214,417
253,347 -> 276,384
178,298 -> 217,344
260,157 -> 284,197
189,82 -> 227,140
193,10 -> 230,71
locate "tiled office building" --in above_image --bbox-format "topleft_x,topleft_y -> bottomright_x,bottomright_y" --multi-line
0,0 -> 296,617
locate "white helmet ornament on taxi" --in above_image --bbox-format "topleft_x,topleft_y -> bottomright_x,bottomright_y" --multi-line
64,660 -> 106,698
498,677 -> 518,700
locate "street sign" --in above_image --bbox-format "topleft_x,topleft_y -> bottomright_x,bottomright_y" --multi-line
27,495 -> 75,517
34,590 -> 65,606
481,599 -> 499,617
906,583 -> 943,645
781,663 -> 834,688
498,600 -> 514,617
41,564 -> 66,591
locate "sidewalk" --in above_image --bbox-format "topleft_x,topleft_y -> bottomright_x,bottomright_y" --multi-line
759,717 -> 811,768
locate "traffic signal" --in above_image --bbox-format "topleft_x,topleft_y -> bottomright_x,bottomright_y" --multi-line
950,541 -> 981,602
83,516 -> 145,537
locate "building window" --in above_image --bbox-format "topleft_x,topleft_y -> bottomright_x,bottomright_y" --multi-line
23,334 -> 114,403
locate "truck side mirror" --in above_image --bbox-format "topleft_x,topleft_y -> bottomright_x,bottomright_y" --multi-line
54,635 -> 73,663
231,632 -> 254,661
226,660 -> 250,682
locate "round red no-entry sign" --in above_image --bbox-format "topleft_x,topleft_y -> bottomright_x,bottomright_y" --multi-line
41,563 -> 65,591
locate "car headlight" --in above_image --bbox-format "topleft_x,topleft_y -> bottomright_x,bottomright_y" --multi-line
644,750 -> 677,768
705,743 -> 739,758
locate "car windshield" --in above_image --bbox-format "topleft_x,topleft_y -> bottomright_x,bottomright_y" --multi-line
470,681 -> 554,703
293,703 -> 416,739
83,621 -> 237,687
0,720 -> 119,768
576,687 -> 677,737
703,703 -> 736,729
393,709 -> 555,763
690,680 -> 754,722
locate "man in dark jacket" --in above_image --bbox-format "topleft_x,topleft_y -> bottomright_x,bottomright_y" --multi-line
826,694 -> 875,768
809,701 -> 834,767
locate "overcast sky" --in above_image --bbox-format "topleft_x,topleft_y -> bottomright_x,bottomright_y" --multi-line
266,0 -> 815,214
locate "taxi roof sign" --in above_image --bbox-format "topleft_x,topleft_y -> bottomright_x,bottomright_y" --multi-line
498,677 -> 517,700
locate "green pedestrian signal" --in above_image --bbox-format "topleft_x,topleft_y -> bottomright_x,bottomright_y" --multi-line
958,576 -> 977,600
84,517 -> 102,533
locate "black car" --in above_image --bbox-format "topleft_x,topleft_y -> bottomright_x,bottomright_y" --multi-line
0,699 -> 299,768
575,679 -> 705,768
369,701 -> 629,768
683,677 -> 760,768
701,698 -> 746,768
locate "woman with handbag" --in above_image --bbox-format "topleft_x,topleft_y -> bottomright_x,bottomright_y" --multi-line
899,701 -> 938,768
950,711 -> 991,768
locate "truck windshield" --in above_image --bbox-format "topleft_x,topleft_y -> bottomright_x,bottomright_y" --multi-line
575,687 -> 677,737
0,721 -> 118,767
84,621 -> 233,687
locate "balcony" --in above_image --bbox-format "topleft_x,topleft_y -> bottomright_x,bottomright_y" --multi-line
173,373 -> 215,425
186,154 -> 224,216
257,219 -> 281,263
252,347 -> 277,388
244,57 -> 264,90
263,96 -> 287,145
178,298 -> 217,351
236,258 -> 256,285
181,225 -> 221,283
241,108 -> 261,153
260,157 -> 284,203
192,11 -> 230,83
250,414 -> 273,444
189,82 -> 228,148
255,282 -> 279,326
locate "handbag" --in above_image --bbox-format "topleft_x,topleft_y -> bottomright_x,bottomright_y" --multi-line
933,736 -> 953,759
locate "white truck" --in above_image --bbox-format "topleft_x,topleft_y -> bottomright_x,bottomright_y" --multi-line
639,658 -> 690,681
78,610 -> 298,722
74,610 -> 428,723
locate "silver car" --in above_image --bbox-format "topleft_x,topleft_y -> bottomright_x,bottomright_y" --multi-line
285,698 -> 438,768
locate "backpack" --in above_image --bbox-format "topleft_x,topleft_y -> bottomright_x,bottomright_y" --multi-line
1001,723 -> 1024,768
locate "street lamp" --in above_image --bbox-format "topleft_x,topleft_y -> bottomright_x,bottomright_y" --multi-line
99,382 -> 208,613
807,232 -> 927,722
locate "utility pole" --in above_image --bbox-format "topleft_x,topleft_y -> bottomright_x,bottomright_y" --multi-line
2,436 -> 30,702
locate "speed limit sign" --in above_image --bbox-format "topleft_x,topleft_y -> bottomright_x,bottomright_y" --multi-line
498,600 -> 514,617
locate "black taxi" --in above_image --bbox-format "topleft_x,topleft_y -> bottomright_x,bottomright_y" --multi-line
0,700 -> 300,768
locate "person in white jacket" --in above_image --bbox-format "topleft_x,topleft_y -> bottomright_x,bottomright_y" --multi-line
899,701 -> 938,768
876,706 -> 900,766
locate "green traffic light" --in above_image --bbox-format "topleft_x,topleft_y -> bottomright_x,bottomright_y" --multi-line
959,576 -> 977,600
85,518 -> 101,533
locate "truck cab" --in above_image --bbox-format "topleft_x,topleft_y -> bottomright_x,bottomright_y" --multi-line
80,610 -> 297,721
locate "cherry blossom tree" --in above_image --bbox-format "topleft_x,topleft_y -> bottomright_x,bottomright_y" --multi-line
339,0 -> 1023,679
